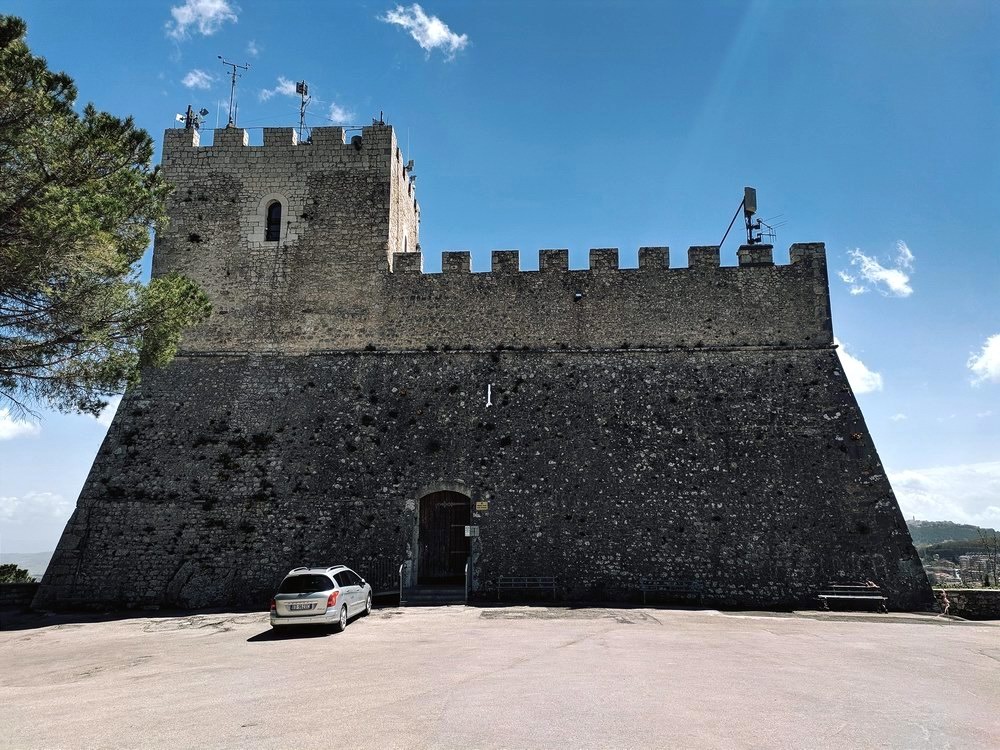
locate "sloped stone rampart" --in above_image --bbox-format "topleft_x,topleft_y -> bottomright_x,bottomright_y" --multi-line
36,349 -> 930,611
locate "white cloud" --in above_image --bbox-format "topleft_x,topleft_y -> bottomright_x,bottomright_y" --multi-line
891,462 -> 1000,529
836,270 -> 867,296
166,0 -> 238,40
890,413 -> 907,422
95,396 -> 122,428
835,338 -> 883,394
0,492 -> 70,523
840,241 -> 914,297
259,76 -> 298,101
0,409 -> 40,440
977,410 -> 994,418
968,333 -> 1000,385
380,3 -> 469,60
182,69 -> 215,89
327,102 -> 355,124
247,39 -> 259,57
258,79 -> 356,123
895,240 -> 915,269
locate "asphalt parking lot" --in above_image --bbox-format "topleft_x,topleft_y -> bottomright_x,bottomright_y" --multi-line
1,605 -> 997,749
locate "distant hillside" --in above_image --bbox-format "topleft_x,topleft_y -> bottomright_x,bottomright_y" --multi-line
906,520 -> 996,547
0,552 -> 52,580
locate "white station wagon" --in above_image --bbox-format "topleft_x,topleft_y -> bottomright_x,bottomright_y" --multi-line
270,565 -> 373,631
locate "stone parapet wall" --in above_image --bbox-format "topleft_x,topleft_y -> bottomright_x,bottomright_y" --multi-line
1,583 -> 40,609
375,243 -> 831,351
935,588 -> 1000,620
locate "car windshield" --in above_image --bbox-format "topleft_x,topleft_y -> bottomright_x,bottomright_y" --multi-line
278,574 -> 335,594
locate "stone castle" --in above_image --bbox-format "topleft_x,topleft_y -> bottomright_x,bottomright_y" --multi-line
35,122 -> 933,611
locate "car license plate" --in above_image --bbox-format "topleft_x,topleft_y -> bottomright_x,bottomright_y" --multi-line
289,603 -> 315,611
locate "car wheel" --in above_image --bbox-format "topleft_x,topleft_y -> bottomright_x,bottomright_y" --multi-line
334,604 -> 348,632
363,592 -> 372,616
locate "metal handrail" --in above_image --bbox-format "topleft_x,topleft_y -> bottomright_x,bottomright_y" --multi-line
399,562 -> 405,606
465,560 -> 469,605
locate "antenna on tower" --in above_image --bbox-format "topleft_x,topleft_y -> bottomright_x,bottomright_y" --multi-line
719,186 -> 778,249
175,105 -> 211,130
295,80 -> 310,142
218,56 -> 250,127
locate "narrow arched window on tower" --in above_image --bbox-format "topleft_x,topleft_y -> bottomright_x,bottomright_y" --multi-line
265,201 -> 282,242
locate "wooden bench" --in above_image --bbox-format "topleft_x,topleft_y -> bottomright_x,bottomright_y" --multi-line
498,575 -> 556,600
639,580 -> 704,605
817,583 -> 888,613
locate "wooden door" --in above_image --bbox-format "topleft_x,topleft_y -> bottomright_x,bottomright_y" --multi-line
418,491 -> 471,584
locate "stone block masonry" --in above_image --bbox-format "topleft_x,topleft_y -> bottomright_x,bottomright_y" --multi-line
934,589 -> 1000,620
37,347 -> 929,611
34,122 -> 933,612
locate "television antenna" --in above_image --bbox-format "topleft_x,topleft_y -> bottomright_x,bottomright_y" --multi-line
295,80 -> 311,142
719,186 -> 778,248
218,56 -> 250,127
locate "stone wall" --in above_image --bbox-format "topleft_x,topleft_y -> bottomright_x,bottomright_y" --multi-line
151,126 -> 827,355
1,583 -> 39,609
935,588 -> 1000,620
154,124 -> 419,352
376,244 -> 830,351
36,348 -> 930,611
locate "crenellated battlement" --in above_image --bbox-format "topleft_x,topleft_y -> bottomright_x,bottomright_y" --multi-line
364,241 -> 832,352
163,123 -> 397,160
154,121 -> 831,356
391,243 -> 823,275
158,123 -> 420,247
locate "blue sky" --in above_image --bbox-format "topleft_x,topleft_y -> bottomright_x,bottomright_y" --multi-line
1,0 -> 998,551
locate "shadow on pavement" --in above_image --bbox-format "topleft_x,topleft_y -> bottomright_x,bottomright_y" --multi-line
247,626 -> 338,642
0,605 -> 266,632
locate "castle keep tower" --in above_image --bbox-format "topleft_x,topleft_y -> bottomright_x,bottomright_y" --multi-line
153,123 -> 419,352
35,123 -> 933,611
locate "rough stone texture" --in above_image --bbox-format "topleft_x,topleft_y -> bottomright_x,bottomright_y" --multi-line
935,588 -> 1000,620
0,583 -> 40,608
35,123 -> 932,611
153,124 -> 420,352
38,348 -> 929,610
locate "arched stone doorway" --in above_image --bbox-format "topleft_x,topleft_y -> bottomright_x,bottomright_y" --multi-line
418,490 -> 471,585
